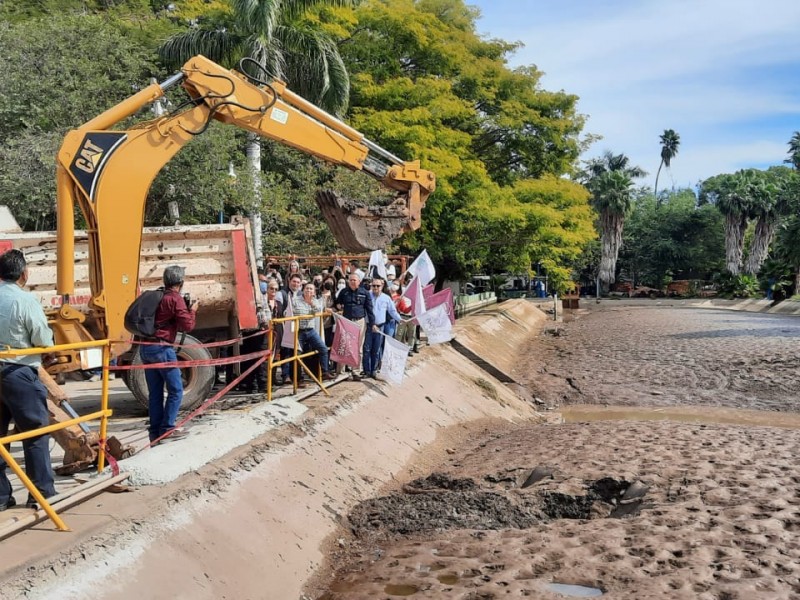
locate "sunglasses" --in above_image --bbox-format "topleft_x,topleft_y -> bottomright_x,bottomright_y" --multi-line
371,284 -> 382,288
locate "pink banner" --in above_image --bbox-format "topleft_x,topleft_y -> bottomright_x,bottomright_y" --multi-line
425,288 -> 455,325
330,315 -> 362,368
401,275 -> 426,316
422,283 -> 435,301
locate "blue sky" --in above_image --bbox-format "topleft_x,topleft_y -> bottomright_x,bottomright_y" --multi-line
470,0 -> 800,192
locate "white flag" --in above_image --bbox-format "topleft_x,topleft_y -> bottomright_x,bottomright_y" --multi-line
416,303 -> 453,344
379,333 -> 410,385
368,249 -> 388,281
280,293 -> 297,349
407,249 -> 436,286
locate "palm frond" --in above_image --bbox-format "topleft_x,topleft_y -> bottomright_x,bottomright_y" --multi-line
159,29 -> 242,69
275,24 -> 350,115
232,0 -> 279,37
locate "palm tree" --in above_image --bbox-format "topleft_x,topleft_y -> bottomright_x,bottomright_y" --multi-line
654,129 -> 680,203
592,170 -> 635,291
582,150 -> 646,180
701,171 -> 752,275
787,131 -> 800,170
159,0 -> 356,261
580,151 -> 645,293
743,167 -> 791,276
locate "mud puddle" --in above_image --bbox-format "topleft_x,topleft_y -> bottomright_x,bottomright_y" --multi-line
560,404 -> 800,429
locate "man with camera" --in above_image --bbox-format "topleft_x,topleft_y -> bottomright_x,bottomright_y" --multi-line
139,266 -> 198,443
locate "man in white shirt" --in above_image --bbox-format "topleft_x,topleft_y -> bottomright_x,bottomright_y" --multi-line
0,249 -> 57,510
362,278 -> 403,378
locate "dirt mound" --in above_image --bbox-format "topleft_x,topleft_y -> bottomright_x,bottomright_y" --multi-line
347,471 -> 648,538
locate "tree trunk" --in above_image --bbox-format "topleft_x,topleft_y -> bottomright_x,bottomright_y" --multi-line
246,134 -> 263,267
654,159 -> 664,204
795,265 -> 800,297
599,210 -> 624,288
743,216 -> 775,276
724,212 -> 747,275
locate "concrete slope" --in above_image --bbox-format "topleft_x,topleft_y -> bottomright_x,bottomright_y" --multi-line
451,299 -> 548,377
2,307 -> 544,600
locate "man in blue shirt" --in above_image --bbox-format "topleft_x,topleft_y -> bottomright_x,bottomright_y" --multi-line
0,249 -> 57,510
363,278 -> 403,379
334,273 -> 374,381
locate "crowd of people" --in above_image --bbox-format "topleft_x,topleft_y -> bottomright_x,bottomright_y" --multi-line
240,256 -> 420,392
0,250 -> 422,512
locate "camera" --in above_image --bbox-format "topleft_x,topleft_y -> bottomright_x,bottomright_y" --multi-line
183,293 -> 193,308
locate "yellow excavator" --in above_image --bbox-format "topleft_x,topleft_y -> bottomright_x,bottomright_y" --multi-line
43,55 -> 436,472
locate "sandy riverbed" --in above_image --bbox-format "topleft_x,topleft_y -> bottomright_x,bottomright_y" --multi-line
317,304 -> 800,599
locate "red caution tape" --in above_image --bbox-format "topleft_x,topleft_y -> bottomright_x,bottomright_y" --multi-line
109,349 -> 271,371
98,438 -> 120,476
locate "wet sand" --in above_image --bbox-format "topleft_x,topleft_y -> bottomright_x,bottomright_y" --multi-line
317,305 -> 800,599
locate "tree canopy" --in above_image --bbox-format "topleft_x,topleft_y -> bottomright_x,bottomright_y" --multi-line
0,0 -> 614,291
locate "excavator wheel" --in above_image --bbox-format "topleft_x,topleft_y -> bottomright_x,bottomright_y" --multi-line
127,333 -> 215,412
315,190 -> 417,252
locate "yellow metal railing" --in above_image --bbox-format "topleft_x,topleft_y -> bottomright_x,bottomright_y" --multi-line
266,311 -> 332,401
0,339 -> 113,532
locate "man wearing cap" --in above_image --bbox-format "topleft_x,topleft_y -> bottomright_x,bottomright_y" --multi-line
139,265 -> 198,442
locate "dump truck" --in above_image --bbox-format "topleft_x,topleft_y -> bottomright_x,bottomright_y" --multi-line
1,211 -> 261,413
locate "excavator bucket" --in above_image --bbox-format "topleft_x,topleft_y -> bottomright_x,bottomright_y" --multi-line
39,368 -> 135,475
316,187 -> 424,252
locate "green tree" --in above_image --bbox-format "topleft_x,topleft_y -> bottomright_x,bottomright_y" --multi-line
591,170 -> 635,290
0,16 -> 155,229
579,151 -> 645,291
654,128 -> 680,203
787,131 -> 800,170
334,0 -> 589,283
620,189 -> 724,287
699,171 -> 753,275
742,167 -> 792,276
159,0 -> 357,258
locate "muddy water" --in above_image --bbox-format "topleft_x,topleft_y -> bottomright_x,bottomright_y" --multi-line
560,404 -> 800,429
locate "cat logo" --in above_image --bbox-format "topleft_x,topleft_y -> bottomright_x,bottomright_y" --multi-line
69,132 -> 127,202
74,139 -> 104,174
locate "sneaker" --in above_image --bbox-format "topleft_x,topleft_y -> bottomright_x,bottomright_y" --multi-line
322,372 -> 336,382
0,496 -> 16,511
162,428 -> 189,441
350,372 -> 362,382
282,376 -> 292,386
88,374 -> 101,382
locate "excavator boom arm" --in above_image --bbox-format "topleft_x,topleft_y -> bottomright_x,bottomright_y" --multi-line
54,55 -> 435,348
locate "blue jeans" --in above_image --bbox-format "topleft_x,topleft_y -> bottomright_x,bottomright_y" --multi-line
0,364 -> 57,504
299,328 -> 329,374
383,320 -> 397,339
140,344 -> 183,442
362,328 -> 384,375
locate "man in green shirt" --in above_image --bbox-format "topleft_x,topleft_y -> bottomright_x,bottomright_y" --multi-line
0,249 -> 57,510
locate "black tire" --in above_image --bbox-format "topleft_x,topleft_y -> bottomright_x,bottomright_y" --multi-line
127,334 -> 215,413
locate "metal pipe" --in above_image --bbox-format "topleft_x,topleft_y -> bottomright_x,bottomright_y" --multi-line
363,138 -> 404,165
159,71 -> 185,92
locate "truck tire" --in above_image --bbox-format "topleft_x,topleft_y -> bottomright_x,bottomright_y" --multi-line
127,334 -> 215,413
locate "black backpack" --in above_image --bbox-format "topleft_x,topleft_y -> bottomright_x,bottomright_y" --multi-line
124,288 -> 165,338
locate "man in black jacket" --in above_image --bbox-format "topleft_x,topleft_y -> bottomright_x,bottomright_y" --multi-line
334,273 -> 374,380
